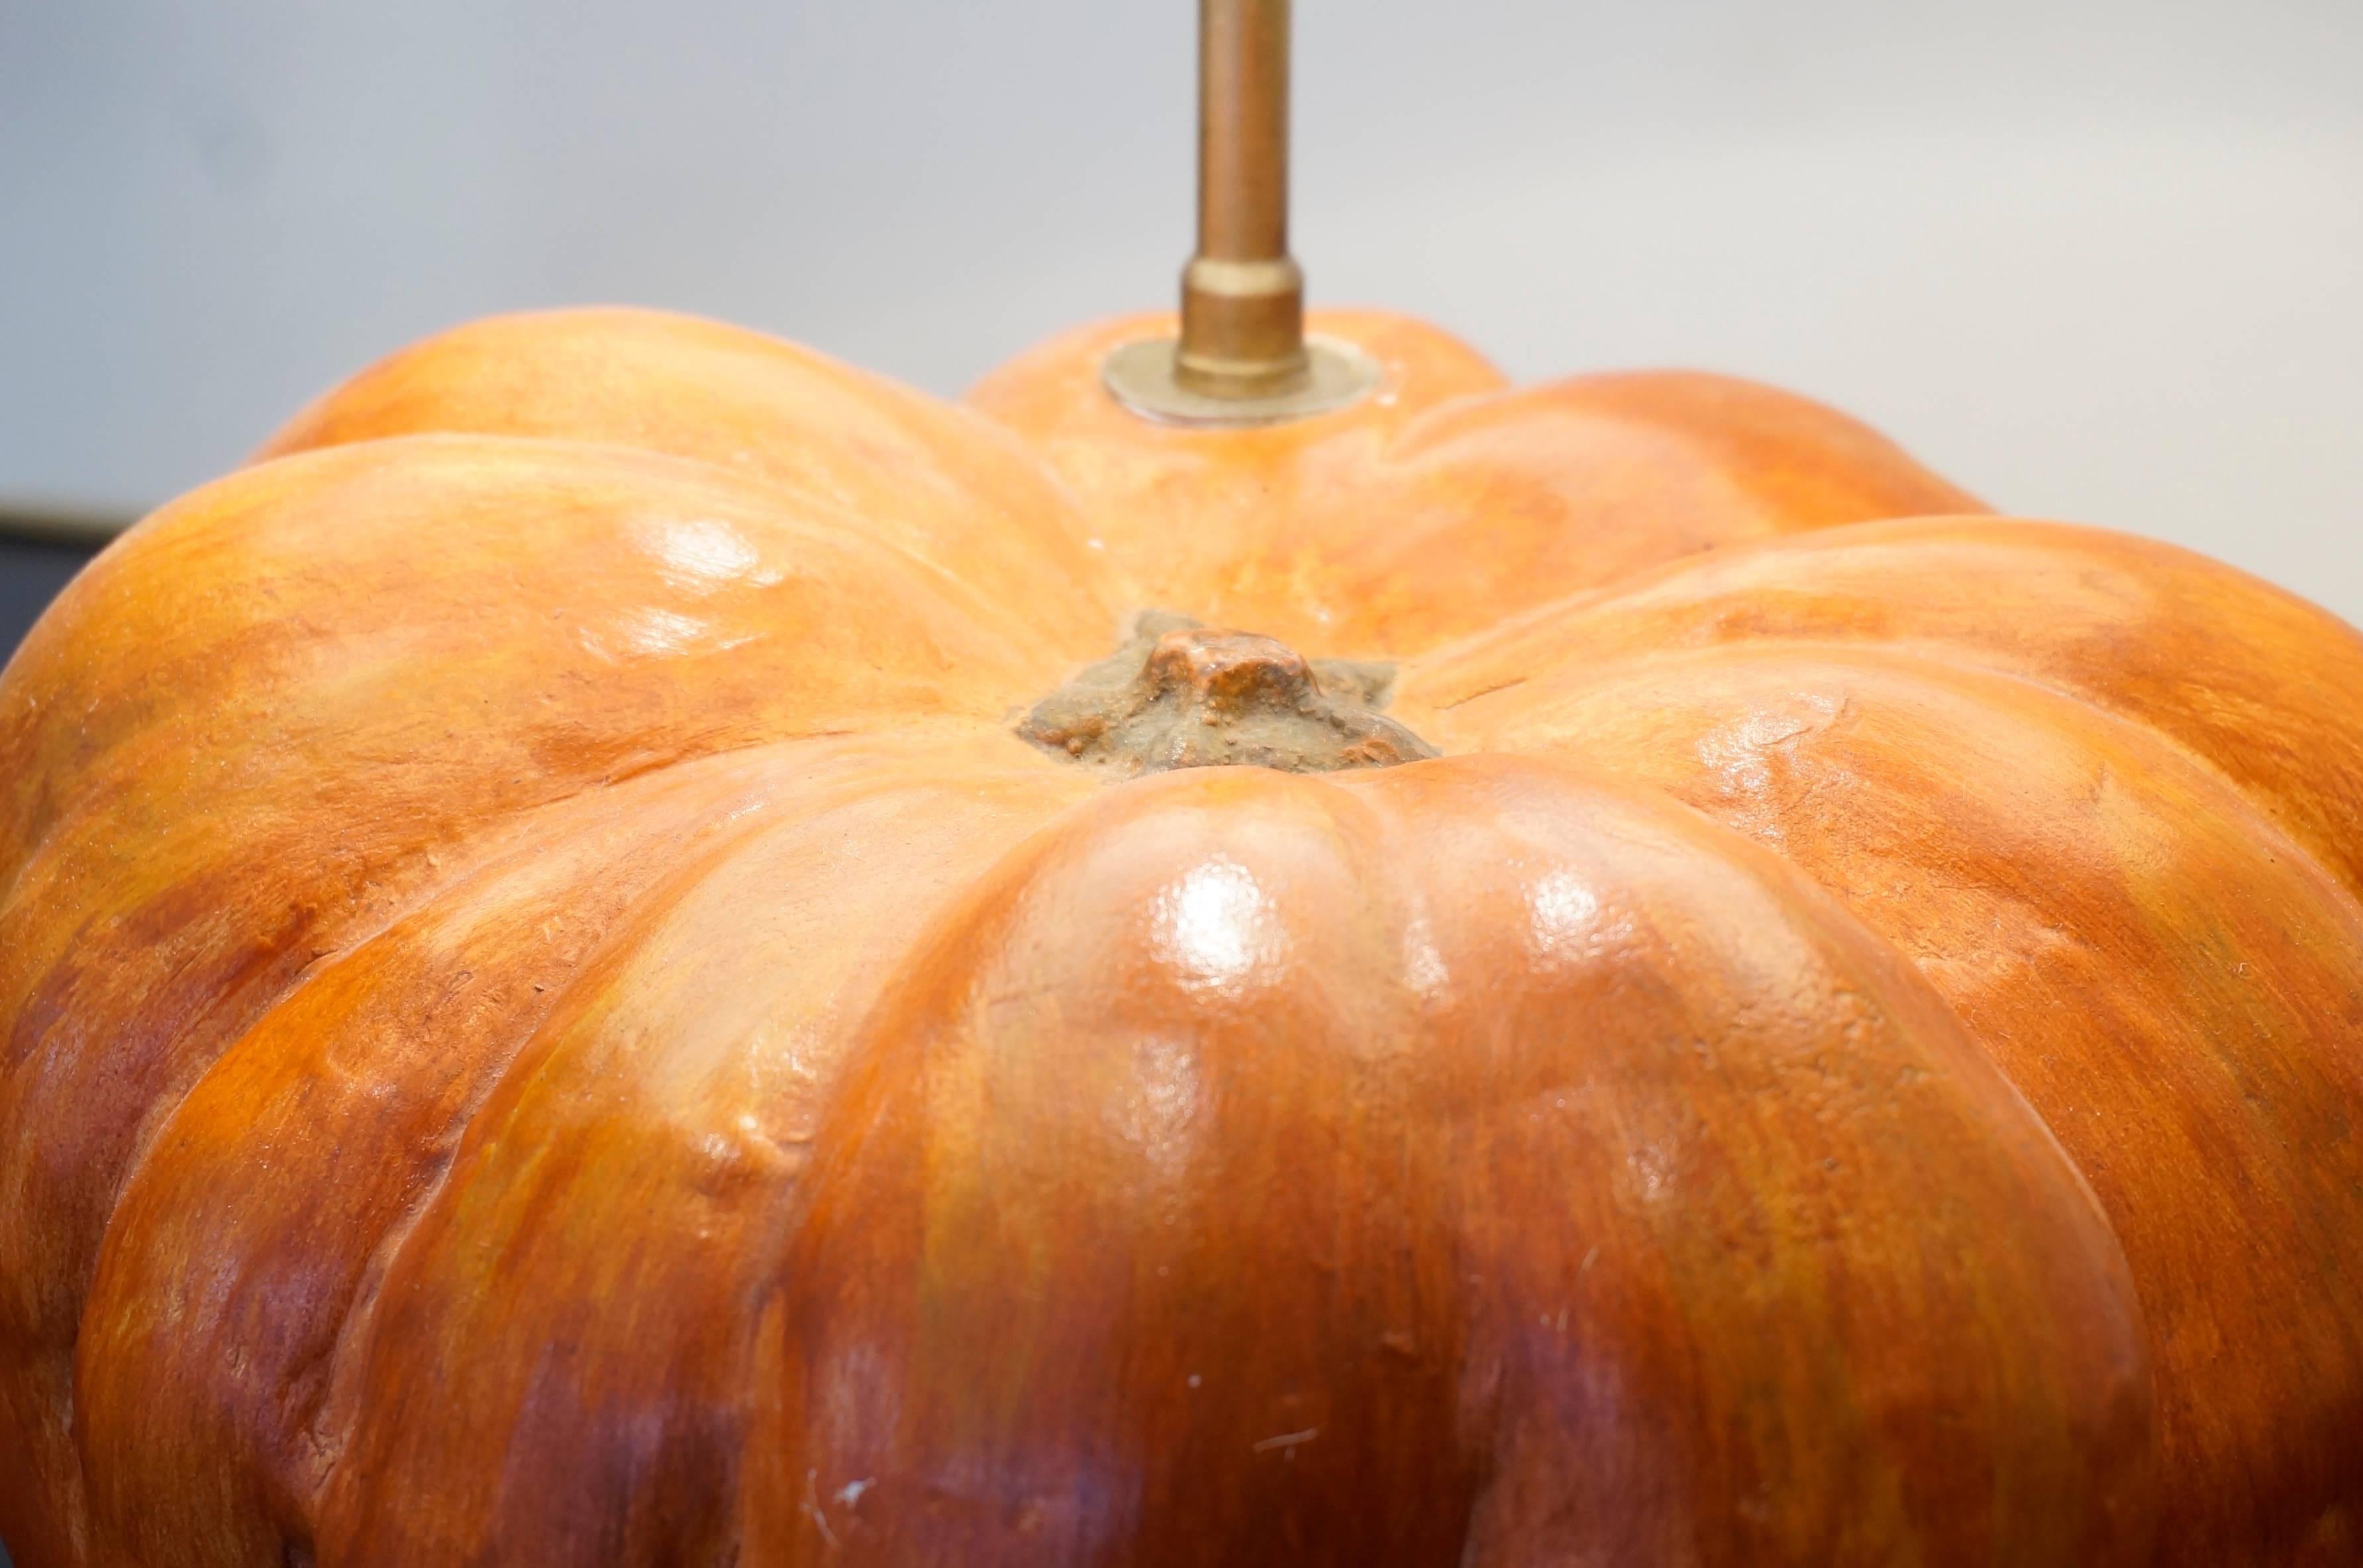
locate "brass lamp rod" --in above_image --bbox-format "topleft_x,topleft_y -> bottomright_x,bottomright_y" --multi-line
1178,0 -> 1306,397
1101,0 -> 1380,426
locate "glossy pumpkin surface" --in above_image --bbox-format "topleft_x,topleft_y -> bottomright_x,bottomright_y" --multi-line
1,306 -> 2359,1566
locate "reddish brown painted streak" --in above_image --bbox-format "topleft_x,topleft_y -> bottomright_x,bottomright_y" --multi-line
0,305 -> 2357,1565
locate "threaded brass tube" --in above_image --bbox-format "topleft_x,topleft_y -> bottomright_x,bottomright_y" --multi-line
1100,0 -> 1380,426
1176,0 -> 1309,397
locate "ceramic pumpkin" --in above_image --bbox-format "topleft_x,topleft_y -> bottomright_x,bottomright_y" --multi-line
1,301 -> 2360,1568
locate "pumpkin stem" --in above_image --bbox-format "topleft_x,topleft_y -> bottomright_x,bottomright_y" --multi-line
1018,611 -> 1438,777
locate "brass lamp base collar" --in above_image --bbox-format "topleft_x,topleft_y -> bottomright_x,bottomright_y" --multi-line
1101,335 -> 1383,428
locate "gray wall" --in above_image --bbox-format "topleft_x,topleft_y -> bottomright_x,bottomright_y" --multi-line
5,2 -> 2360,624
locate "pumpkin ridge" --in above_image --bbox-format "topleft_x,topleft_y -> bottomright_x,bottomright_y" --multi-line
0,434 -> 1068,886
1376,369 -> 1986,509
1305,377 -> 1986,653
255,307 -> 1126,662
297,780 -> 845,1562
1428,632 -> 2363,987
1446,630 -> 2363,939
1399,514 -> 2363,902
1390,513 -> 2009,694
1444,638 -> 2363,1559
0,424 -> 1077,1526
58,741 -> 828,1564
67,733 -> 1070,1565
740,753 -> 2152,1564
1437,628 -> 2355,889
240,430 -> 1086,687
970,313 -> 1989,657
306,754 -> 1085,1565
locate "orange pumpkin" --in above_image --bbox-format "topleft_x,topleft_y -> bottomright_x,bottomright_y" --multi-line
2,305 -> 2358,1567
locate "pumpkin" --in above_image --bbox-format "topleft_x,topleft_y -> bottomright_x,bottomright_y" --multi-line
1,303 -> 2358,1568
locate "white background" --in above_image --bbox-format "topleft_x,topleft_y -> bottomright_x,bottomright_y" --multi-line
3,1 -> 2360,624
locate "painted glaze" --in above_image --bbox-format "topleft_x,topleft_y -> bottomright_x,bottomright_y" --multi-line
1,307 -> 2356,1565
